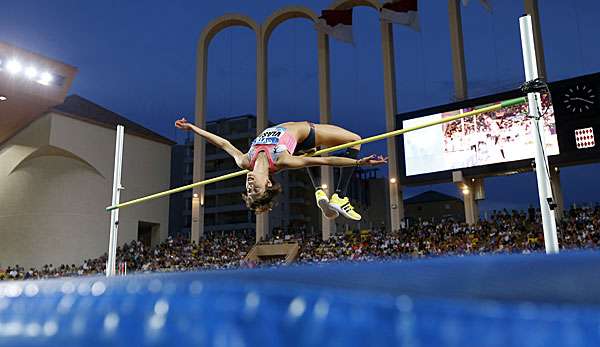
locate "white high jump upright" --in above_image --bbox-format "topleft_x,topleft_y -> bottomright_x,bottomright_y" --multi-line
519,15 -> 559,254
106,125 -> 125,276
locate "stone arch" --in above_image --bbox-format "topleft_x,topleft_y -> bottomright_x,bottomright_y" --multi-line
329,0 -> 382,10
198,14 -> 259,49
192,14 -> 260,242
262,6 -> 318,42
196,14 -> 260,123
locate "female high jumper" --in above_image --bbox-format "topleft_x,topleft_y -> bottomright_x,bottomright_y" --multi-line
175,118 -> 387,221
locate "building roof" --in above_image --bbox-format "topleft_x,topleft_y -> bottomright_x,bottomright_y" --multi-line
207,114 -> 256,124
404,190 -> 462,204
52,95 -> 175,145
206,114 -> 278,128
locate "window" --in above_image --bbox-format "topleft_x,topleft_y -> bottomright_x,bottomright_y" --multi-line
138,221 -> 160,248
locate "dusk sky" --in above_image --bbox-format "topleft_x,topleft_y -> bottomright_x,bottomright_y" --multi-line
1,0 -> 598,212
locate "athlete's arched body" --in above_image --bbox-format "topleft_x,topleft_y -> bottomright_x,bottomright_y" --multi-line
175,118 -> 386,220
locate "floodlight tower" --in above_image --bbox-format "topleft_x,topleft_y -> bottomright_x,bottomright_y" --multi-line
0,42 -> 77,145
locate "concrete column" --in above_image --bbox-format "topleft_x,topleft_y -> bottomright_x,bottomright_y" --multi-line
550,167 -> 564,221
380,21 -> 404,231
256,24 -> 269,243
465,191 -> 478,224
458,182 -> 479,224
192,35 -> 209,243
449,0 -> 478,223
317,32 -> 335,241
448,0 -> 468,101
523,0 -> 547,80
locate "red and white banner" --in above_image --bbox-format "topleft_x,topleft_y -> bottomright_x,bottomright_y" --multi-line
315,9 -> 354,44
380,0 -> 419,31
575,127 -> 595,149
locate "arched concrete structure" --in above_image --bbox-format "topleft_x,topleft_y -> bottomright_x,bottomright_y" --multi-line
262,6 -> 342,239
262,6 -> 318,41
326,0 -> 405,232
193,3 -> 414,241
329,0 -> 381,10
186,1 -> 550,237
256,6 -> 328,240
192,15 -> 259,243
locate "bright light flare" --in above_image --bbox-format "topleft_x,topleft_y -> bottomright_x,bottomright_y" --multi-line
0,96 -> 7,101
25,66 -> 38,79
38,72 -> 53,85
6,60 -> 22,74
390,178 -> 397,184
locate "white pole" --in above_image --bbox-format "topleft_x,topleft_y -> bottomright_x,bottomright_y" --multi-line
106,125 -> 125,276
519,15 -> 559,254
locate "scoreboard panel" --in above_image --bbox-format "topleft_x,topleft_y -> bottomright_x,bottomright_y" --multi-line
397,72 -> 600,185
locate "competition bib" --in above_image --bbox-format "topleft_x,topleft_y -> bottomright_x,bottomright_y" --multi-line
252,127 -> 285,145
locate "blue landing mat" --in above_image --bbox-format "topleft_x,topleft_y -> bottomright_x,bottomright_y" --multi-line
1,252 -> 600,346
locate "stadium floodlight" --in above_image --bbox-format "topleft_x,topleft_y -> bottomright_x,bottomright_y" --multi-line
25,66 -> 38,79
6,59 -> 22,74
0,95 -> 7,101
38,71 -> 53,85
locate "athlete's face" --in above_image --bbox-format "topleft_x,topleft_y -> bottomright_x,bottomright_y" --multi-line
246,171 -> 271,200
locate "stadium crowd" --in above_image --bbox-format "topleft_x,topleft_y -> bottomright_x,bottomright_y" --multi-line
1,205 -> 599,280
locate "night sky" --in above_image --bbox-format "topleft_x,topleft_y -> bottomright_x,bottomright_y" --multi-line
1,0 -> 598,212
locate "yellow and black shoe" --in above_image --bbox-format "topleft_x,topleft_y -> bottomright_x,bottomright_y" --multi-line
329,193 -> 361,221
315,189 -> 339,219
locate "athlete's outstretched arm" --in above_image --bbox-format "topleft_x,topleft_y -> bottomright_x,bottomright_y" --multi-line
280,154 -> 387,169
175,117 -> 249,169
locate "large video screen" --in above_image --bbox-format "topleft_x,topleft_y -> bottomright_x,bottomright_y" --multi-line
403,95 -> 560,176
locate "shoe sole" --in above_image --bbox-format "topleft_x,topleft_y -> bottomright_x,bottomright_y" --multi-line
330,204 -> 362,221
317,198 -> 339,219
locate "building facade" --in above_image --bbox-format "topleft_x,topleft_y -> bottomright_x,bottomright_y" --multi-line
333,168 -> 391,232
404,190 -> 465,223
0,95 -> 173,268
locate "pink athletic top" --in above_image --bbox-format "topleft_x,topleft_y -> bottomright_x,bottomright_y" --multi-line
248,126 -> 297,172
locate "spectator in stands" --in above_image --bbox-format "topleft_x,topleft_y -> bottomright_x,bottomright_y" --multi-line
1,205 -> 599,280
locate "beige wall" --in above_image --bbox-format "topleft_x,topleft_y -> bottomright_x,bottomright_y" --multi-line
0,113 -> 171,268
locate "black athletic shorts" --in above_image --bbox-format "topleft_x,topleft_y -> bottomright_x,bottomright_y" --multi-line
294,121 -> 316,154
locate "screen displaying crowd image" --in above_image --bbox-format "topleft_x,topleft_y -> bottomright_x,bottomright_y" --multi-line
403,94 -> 559,176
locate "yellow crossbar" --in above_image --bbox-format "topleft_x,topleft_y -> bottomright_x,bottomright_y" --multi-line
106,97 -> 526,211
